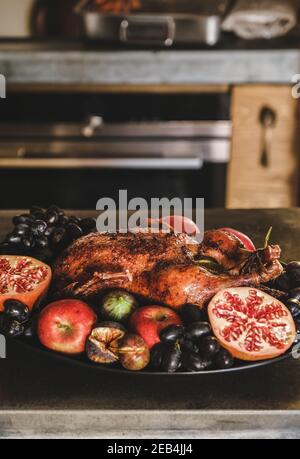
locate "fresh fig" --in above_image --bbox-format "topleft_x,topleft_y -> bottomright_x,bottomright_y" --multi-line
118,334 -> 150,371
100,290 -> 138,323
86,322 -> 125,364
96,321 -> 126,332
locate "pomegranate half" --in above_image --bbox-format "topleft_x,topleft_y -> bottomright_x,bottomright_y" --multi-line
0,255 -> 52,312
208,287 -> 296,361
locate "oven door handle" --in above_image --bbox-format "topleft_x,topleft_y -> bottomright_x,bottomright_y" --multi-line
0,157 -> 203,170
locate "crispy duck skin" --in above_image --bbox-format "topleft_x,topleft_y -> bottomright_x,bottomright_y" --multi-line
198,229 -> 282,275
52,230 -> 283,309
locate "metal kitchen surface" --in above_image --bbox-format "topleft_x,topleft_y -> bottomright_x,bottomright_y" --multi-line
0,91 -> 230,209
1,45 -> 300,85
78,0 -> 230,46
0,120 -> 231,168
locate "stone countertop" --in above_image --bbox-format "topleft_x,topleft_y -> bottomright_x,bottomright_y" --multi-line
0,40 -> 300,85
1,208 -> 300,438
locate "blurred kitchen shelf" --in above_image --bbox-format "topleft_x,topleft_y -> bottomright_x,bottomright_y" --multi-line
1,36 -> 300,86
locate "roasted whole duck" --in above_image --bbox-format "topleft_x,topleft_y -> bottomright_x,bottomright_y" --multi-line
53,229 -> 283,309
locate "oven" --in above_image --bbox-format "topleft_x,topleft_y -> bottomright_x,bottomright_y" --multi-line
0,91 -> 231,209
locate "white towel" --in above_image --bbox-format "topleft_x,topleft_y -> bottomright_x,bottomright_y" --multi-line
222,0 -> 297,39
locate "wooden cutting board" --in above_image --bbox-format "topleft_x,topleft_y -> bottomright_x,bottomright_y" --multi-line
227,84 -> 299,208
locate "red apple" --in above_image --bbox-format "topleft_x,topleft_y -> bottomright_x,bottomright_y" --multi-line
129,305 -> 182,349
37,299 -> 96,355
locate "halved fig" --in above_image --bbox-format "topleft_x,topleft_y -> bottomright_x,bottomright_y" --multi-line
0,256 -> 52,312
208,287 -> 296,361
86,322 -> 125,364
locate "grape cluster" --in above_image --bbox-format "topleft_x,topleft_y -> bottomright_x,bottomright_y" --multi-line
272,261 -> 300,326
0,205 -> 96,263
151,305 -> 234,373
0,299 -> 36,339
